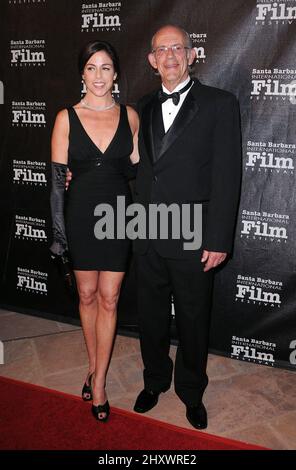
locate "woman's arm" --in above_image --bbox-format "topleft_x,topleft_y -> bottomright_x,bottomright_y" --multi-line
126,105 -> 140,164
49,109 -> 70,256
51,109 -> 69,165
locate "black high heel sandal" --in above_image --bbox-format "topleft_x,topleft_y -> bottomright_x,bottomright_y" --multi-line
82,373 -> 93,401
91,400 -> 110,422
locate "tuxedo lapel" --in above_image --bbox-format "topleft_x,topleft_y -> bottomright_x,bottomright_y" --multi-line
156,88 -> 199,163
152,100 -> 165,162
140,80 -> 201,165
141,95 -> 158,165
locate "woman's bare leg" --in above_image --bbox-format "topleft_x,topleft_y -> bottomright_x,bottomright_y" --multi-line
75,270 -> 99,390
92,270 -> 125,417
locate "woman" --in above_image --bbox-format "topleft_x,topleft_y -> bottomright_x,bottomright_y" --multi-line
50,40 -> 139,422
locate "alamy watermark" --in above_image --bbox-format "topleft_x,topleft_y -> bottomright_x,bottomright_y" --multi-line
94,196 -> 203,250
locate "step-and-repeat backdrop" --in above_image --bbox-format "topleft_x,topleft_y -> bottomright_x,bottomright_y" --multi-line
0,0 -> 296,370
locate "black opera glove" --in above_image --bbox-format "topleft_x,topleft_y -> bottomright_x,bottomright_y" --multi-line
51,251 -> 76,291
49,162 -> 68,256
49,162 -> 76,291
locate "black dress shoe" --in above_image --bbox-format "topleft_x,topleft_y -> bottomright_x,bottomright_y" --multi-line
186,402 -> 207,429
133,389 -> 160,413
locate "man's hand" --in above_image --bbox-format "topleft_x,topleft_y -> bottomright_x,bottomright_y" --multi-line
65,168 -> 72,190
201,250 -> 227,272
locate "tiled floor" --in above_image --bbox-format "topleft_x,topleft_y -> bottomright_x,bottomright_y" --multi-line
0,308 -> 295,450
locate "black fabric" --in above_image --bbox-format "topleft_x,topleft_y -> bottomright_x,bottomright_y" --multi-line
158,90 -> 180,105
134,78 -> 241,405
50,162 -> 68,256
136,245 -> 214,405
65,104 -> 135,271
152,101 -> 165,163
134,78 -> 242,258
158,79 -> 193,105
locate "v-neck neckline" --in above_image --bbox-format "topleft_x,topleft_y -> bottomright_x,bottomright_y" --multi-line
72,104 -> 122,156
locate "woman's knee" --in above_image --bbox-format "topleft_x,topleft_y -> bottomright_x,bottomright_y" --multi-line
98,289 -> 120,312
79,286 -> 97,306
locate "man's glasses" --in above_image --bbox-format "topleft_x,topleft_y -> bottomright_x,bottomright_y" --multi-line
152,44 -> 190,58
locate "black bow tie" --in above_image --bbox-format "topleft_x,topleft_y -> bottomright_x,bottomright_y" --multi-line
158,79 -> 193,106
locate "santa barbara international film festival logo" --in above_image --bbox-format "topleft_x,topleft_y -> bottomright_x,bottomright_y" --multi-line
10,40 -> 46,67
189,33 -> 207,64
245,140 -> 295,175
81,2 -> 121,32
15,215 -> 47,243
17,267 -> 48,295
235,274 -> 282,308
250,67 -> 296,103
255,0 -> 296,25
231,335 -> 276,366
11,100 -> 46,127
289,339 -> 296,365
240,209 -> 289,243
8,0 -> 46,4
13,160 -> 47,186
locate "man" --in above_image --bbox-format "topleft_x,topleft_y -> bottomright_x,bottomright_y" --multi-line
133,25 -> 241,429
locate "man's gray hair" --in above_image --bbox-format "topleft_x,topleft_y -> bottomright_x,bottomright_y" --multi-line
151,25 -> 193,51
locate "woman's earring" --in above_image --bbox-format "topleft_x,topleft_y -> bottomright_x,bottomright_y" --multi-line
81,77 -> 87,95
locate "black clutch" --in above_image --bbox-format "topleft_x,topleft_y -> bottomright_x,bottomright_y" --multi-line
50,252 -> 76,293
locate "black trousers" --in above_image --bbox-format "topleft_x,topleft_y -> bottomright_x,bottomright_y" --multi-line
136,244 -> 214,406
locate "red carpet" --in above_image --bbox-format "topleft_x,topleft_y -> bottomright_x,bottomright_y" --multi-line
0,376 -> 267,450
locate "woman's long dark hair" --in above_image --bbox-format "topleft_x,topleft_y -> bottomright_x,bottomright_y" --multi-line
78,40 -> 120,78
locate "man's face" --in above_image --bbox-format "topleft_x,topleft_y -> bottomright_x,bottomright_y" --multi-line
148,26 -> 195,90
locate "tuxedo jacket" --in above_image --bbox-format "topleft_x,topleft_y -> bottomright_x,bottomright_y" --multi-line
133,78 -> 242,259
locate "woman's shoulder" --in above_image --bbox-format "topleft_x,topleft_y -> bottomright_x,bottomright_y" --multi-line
55,107 -> 69,120
53,108 -> 71,132
125,105 -> 139,135
125,104 -> 138,115
125,104 -> 139,126
55,100 -> 80,121
56,102 -> 80,118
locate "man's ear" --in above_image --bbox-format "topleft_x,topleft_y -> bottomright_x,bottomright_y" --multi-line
148,52 -> 157,70
188,48 -> 196,66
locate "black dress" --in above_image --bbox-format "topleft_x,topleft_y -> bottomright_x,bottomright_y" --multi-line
65,104 -> 135,271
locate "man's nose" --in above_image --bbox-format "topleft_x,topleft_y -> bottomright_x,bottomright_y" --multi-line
166,46 -> 175,58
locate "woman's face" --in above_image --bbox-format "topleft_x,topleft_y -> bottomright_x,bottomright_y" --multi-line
82,50 -> 117,98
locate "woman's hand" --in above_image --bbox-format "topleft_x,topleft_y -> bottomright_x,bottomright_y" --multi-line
66,169 -> 72,190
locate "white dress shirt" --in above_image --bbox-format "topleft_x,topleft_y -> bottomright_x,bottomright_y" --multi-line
161,76 -> 193,133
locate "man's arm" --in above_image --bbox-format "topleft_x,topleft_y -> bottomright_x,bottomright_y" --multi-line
203,93 -> 242,260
